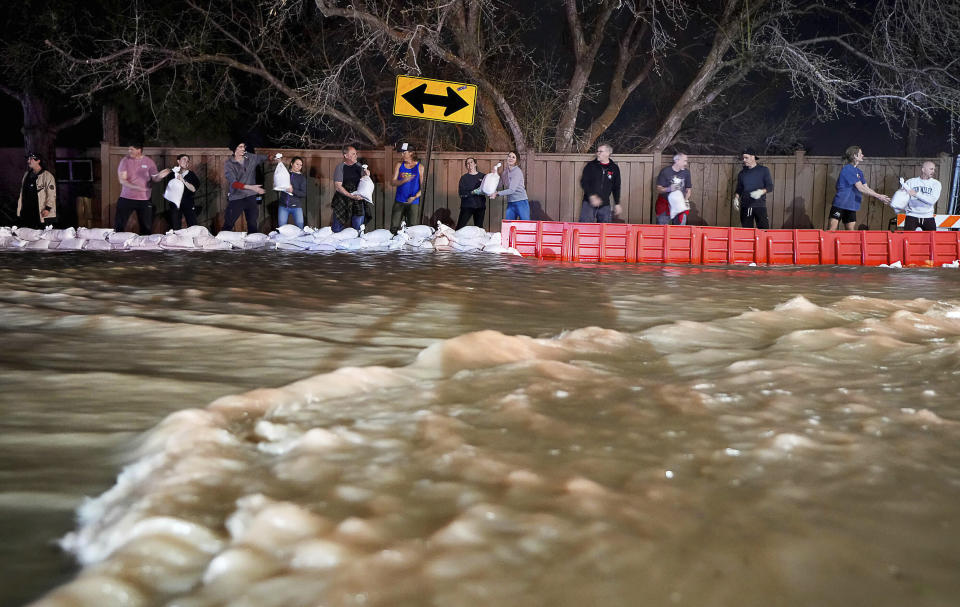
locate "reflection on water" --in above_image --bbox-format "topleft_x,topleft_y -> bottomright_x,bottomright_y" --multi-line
2,252 -> 960,606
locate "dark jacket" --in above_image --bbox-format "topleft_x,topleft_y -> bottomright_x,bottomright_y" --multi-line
580,159 -> 621,206
280,172 -> 307,208
458,172 -> 485,209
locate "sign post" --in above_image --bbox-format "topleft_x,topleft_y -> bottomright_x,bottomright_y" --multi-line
393,76 -> 478,225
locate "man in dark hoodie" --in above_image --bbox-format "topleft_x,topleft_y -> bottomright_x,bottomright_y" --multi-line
579,143 -> 621,222
732,147 -> 774,229
223,142 -> 268,233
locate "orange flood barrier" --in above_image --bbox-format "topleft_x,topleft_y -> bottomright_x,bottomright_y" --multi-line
502,221 -> 960,267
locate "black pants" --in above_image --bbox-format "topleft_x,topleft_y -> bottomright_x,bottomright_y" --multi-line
223,197 -> 259,233
391,201 -> 416,233
903,216 -> 936,231
456,206 -> 486,229
740,205 -> 769,229
169,201 -> 198,230
115,197 -> 153,234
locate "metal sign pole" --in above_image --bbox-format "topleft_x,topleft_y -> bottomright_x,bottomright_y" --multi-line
419,122 -> 436,225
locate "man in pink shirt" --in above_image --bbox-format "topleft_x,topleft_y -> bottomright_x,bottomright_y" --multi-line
115,143 -> 170,234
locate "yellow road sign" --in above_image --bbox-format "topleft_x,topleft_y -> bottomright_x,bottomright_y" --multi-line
393,75 -> 477,125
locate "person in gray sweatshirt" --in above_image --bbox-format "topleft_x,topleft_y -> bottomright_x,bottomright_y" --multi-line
223,142 -> 268,233
491,150 -> 530,220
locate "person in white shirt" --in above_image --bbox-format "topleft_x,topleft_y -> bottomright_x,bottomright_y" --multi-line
901,161 -> 942,231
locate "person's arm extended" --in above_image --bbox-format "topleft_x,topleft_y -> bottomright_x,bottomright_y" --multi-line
855,180 -> 889,202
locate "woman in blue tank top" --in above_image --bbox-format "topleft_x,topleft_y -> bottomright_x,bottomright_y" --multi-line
390,143 -> 424,233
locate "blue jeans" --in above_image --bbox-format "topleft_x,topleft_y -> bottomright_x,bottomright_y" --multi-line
332,214 -> 364,233
579,201 -> 613,223
278,205 -> 304,229
505,199 -> 531,221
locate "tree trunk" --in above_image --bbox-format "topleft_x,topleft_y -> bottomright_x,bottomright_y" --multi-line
103,104 -> 120,145
21,91 -> 57,170
905,111 -> 918,157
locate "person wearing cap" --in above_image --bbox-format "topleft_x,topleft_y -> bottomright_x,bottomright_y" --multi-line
900,161 -> 942,231
390,142 -> 423,232
732,148 -> 774,229
17,153 -> 57,229
655,153 -> 692,225
331,145 -> 370,232
115,144 -> 170,234
829,145 -> 889,231
579,142 -> 621,223
223,142 -> 268,233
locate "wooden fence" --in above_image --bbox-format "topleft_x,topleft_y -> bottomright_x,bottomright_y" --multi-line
99,144 -> 954,234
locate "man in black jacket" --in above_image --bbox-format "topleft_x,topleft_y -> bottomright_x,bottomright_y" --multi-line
733,148 -> 774,229
579,143 -> 621,222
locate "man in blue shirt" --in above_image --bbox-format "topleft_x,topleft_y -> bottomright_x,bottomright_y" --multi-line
732,148 -> 774,229
829,146 -> 890,230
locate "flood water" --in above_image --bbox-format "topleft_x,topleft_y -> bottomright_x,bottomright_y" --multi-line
2,251 -> 960,606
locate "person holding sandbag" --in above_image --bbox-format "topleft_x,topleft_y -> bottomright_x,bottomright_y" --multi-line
278,156 -> 306,229
491,151 -> 530,221
457,157 -> 486,229
165,154 -> 200,230
332,145 -> 371,233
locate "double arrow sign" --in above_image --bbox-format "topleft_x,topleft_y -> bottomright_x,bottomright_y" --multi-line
393,76 -> 478,125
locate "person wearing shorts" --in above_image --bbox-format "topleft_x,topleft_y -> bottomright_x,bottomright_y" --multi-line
829,145 -> 889,230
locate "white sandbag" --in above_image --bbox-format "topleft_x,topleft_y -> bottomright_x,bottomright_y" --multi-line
84,239 -> 113,251
483,243 -> 509,254
25,239 -> 53,249
361,228 -> 393,243
481,163 -> 501,196
195,235 -> 233,250
307,242 -> 337,252
78,227 -> 113,240
331,227 -> 359,240
336,238 -> 365,250
244,233 -> 270,244
312,226 -> 332,238
242,239 -> 276,250
15,227 -> 44,241
215,231 -> 247,244
129,234 -> 164,250
405,224 -> 434,240
351,165 -> 374,203
164,169 -> 185,206
0,236 -> 21,249
57,238 -> 87,250
890,189 -> 909,212
160,234 -> 197,249
668,190 -> 690,218
0,227 -> 12,237
273,154 -> 291,192
174,225 -> 210,238
452,241 -> 483,252
108,232 -> 138,245
417,239 -> 435,250
276,224 -> 304,238
455,226 -> 487,241
42,227 -> 77,241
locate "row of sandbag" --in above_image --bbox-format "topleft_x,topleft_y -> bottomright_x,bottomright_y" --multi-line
0,224 -> 520,254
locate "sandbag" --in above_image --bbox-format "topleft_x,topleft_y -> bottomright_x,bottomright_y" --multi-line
164,168 -> 185,206
668,190 -> 690,219
890,189 -> 909,212
481,163 -> 501,196
78,227 -> 113,240
215,231 -> 247,244
273,154 -> 291,192
15,227 -> 44,241
195,235 -> 233,250
331,227 -> 359,240
352,164 -> 374,203
275,224 -> 304,238
57,238 -> 86,250
25,239 -> 53,249
174,225 -> 210,238
456,226 -> 487,240
361,228 -> 393,243
108,232 -> 138,245
41,227 -> 77,241
160,234 -> 197,249
84,239 -> 112,251
405,225 -> 434,240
